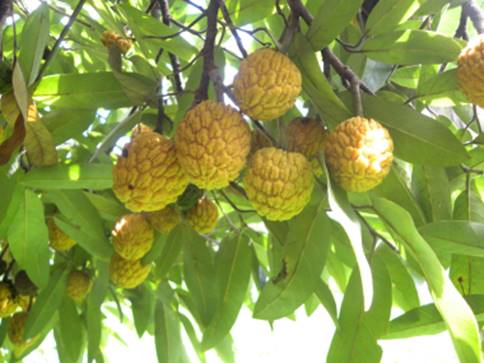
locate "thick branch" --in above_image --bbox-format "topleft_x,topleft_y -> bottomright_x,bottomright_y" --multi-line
463,0 -> 484,34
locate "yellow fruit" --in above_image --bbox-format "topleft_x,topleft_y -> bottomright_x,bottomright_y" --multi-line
113,130 -> 189,212
109,253 -> 151,289
8,312 -> 37,349
234,48 -> 302,121
287,117 -> 327,158
112,214 -> 153,260
47,218 -> 76,252
66,270 -> 92,302
244,147 -> 314,221
175,100 -> 251,190
457,35 -> 484,108
101,30 -> 120,48
116,38 -> 133,54
15,295 -> 31,312
325,117 -> 393,192
186,198 -> 219,234
0,282 -> 17,317
145,206 -> 180,235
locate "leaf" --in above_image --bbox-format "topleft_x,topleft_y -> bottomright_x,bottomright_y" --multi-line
453,180 -> 484,222
0,114 -> 26,165
129,285 -> 155,337
372,197 -> 482,363
363,30 -> 464,65
113,71 -> 157,106
57,297 -> 86,363
142,233 -> 167,265
366,0 -> 421,36
7,189 -> 50,289
12,62 -> 29,121
202,232 -> 251,349
450,255 -> 484,296
20,163 -> 113,190
43,109 -> 96,145
178,313 -> 207,363
307,0 -> 364,49
227,0 -> 274,26
253,197 -> 332,320
416,69 -> 466,106
84,192 -> 127,223
0,183 -> 24,237
24,106 -> 58,167
314,279 -> 339,325
154,224 -> 185,277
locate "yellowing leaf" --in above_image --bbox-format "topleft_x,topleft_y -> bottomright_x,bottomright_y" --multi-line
24,104 -> 58,167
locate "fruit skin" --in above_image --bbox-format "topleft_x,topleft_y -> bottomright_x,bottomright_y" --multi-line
457,35 -> 484,108
109,253 -> 151,289
287,117 -> 327,158
186,198 -> 219,234
0,282 -> 17,317
8,312 -> 37,349
234,48 -> 302,121
112,214 -> 154,260
243,147 -> 314,221
66,270 -> 92,302
47,218 -> 76,252
175,100 -> 251,190
145,206 -> 180,235
113,130 -> 189,212
101,30 -> 120,48
116,38 -> 133,54
325,117 -> 393,192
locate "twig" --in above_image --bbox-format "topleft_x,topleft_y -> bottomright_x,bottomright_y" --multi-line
356,211 -> 400,253
253,120 -> 279,146
220,190 -> 255,214
455,5 -> 469,40
275,0 -> 289,27
217,0 -> 248,58
463,0 -> 484,34
462,165 -> 484,175
109,285 -> 124,322
350,77 -> 363,116
142,13 -> 206,40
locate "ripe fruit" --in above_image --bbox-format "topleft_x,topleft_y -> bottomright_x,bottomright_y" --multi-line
186,198 -> 219,234
112,214 -> 154,260
175,100 -> 251,190
287,117 -> 327,158
113,129 -> 189,212
325,117 -> 393,192
109,253 -> 151,289
101,30 -> 120,48
8,312 -> 37,349
0,282 -> 17,317
66,270 -> 92,302
244,147 -> 314,221
116,38 -> 133,54
14,271 -> 37,296
146,206 -> 180,235
457,35 -> 484,108
47,218 -> 76,252
234,48 -> 302,121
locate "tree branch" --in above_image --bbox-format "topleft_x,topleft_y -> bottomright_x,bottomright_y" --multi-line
463,0 -> 484,34
217,0 -> 248,58
455,5 -> 469,40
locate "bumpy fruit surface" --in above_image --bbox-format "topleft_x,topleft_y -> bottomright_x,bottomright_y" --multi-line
287,117 -> 327,158
109,253 -> 151,289
244,147 -> 314,221
47,218 -> 76,252
175,100 -> 251,189
0,282 -> 17,317
457,35 -> 484,108
146,206 -> 180,235
8,312 -> 37,348
112,214 -> 154,260
66,270 -> 92,302
113,130 -> 189,212
234,48 -> 302,121
101,30 -> 120,48
116,38 -> 133,54
325,117 -> 393,192
186,198 -> 219,234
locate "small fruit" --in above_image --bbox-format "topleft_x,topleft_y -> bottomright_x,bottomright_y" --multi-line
109,253 -> 151,289
234,48 -> 302,121
116,38 -> 133,54
287,117 -> 327,158
8,312 -> 37,348
175,100 -> 251,190
66,270 -> 92,302
457,35 -> 484,108
112,214 -> 154,260
113,129 -> 189,212
47,218 -> 76,252
145,206 -> 180,235
186,198 -> 219,234
15,295 -> 31,312
0,282 -> 17,317
244,147 -> 314,221
101,30 -> 120,48
14,271 -> 37,296
325,117 -> 393,192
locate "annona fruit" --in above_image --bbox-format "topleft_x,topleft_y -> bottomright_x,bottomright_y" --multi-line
66,270 -> 92,302
116,38 -> 133,54
14,271 -> 37,296
146,206 -> 180,235
15,295 -> 30,312
101,30 -> 120,48
109,253 -> 151,289
287,117 -> 327,158
175,100 -> 251,190
457,35 -> 484,108
47,218 -> 76,252
186,198 -> 219,234
244,147 -> 314,221
113,129 -> 189,212
234,48 -> 302,121
8,312 -> 37,349
0,282 -> 17,317
112,214 -> 154,260
325,117 -> 393,192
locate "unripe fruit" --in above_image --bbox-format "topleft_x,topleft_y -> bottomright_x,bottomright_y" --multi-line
112,214 -> 154,260
0,282 -> 17,317
116,38 -> 133,54
175,100 -> 251,190
66,270 -> 92,302
109,253 -> 151,289
325,117 -> 393,192
234,48 -> 302,121
15,295 -> 31,312
113,129 -> 189,212
186,198 -> 219,234
457,35 -> 484,108
287,117 -> 327,158
145,206 -> 180,235
8,312 -> 37,348
244,147 -> 314,221
47,218 -> 76,252
101,30 -> 120,48
14,271 -> 37,296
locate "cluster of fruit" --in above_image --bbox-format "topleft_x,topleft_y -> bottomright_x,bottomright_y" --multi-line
101,30 -> 133,54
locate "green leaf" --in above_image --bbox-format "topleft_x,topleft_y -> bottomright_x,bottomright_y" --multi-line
129,285 -> 156,337
314,279 -> 339,325
154,224 -> 185,277
453,180 -> 484,222
450,255 -> 484,296
416,69 -> 466,106
7,189 -> 50,289
227,0 -> 274,26
84,192 -> 127,223
372,197 -> 482,363
56,297 -> 86,363
113,71 -> 157,106
202,232 -> 251,349
178,313 -> 207,363
43,109 -> 96,145
366,0 -> 421,36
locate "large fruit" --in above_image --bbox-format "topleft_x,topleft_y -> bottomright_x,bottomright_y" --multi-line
234,48 -> 302,121
325,117 -> 393,192
109,253 -> 151,289
66,270 -> 92,302
244,147 -> 314,221
287,117 -> 327,158
8,312 -> 37,349
112,214 -> 154,260
0,282 -> 17,317
146,206 -> 180,235
113,129 -> 189,212
457,35 -> 484,108
175,100 -> 251,190
186,198 -> 219,234
47,218 -> 76,252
